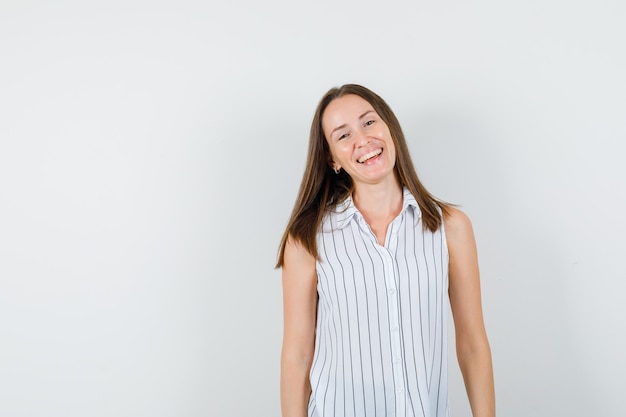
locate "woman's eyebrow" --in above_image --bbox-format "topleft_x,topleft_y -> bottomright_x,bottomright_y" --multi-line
330,123 -> 348,136
358,110 -> 375,120
330,111 -> 376,136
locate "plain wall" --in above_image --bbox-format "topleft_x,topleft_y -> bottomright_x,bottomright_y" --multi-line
1,0 -> 624,416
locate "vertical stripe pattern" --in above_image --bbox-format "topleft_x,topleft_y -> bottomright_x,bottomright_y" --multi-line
308,188 -> 450,417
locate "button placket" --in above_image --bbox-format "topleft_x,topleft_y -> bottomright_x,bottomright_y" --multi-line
381,247 -> 406,416
385,213 -> 406,417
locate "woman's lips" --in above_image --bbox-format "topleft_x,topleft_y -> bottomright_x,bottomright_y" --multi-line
357,148 -> 383,163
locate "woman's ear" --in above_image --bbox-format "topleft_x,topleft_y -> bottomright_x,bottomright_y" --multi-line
326,153 -> 341,174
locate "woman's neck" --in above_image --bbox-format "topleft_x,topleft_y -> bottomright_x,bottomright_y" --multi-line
352,176 -> 403,221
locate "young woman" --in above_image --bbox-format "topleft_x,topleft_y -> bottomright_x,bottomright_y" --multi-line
276,84 -> 495,417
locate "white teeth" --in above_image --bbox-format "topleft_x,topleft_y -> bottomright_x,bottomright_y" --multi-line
358,149 -> 382,163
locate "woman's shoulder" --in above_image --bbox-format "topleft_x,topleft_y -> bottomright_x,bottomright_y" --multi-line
443,205 -> 471,225
443,206 -> 474,239
283,235 -> 316,270
320,195 -> 357,233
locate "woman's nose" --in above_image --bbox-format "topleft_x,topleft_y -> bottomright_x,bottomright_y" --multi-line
355,129 -> 370,147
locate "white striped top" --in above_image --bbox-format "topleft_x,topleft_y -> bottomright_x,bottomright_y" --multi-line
308,188 -> 450,417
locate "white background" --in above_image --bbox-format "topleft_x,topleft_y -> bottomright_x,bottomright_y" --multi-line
1,1 -> 625,416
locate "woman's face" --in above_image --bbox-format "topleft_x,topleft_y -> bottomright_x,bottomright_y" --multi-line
322,94 -> 397,188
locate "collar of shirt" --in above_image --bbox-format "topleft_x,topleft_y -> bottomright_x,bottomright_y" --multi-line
332,187 -> 422,230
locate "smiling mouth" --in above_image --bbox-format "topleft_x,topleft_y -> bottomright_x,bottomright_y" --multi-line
357,149 -> 383,163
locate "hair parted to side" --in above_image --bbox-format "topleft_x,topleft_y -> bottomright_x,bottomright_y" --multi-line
276,84 -> 449,268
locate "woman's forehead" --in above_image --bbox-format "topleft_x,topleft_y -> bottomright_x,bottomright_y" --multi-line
322,95 -> 376,130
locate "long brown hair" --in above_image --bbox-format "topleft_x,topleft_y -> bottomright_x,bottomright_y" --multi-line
276,84 -> 449,268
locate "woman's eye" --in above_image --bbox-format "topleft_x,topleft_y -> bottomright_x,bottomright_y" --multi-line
338,133 -> 349,140
365,120 -> 375,127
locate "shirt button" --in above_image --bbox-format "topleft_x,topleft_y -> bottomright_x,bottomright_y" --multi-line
388,288 -> 396,295
392,325 -> 399,332
397,387 -> 404,394
394,358 -> 401,364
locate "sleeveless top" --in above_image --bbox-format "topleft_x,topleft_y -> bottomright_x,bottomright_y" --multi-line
308,188 -> 450,417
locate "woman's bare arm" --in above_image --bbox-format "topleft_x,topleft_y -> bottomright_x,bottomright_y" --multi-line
280,237 -> 318,417
445,208 -> 495,417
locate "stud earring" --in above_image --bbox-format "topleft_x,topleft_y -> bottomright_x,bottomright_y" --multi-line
334,167 -> 340,174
